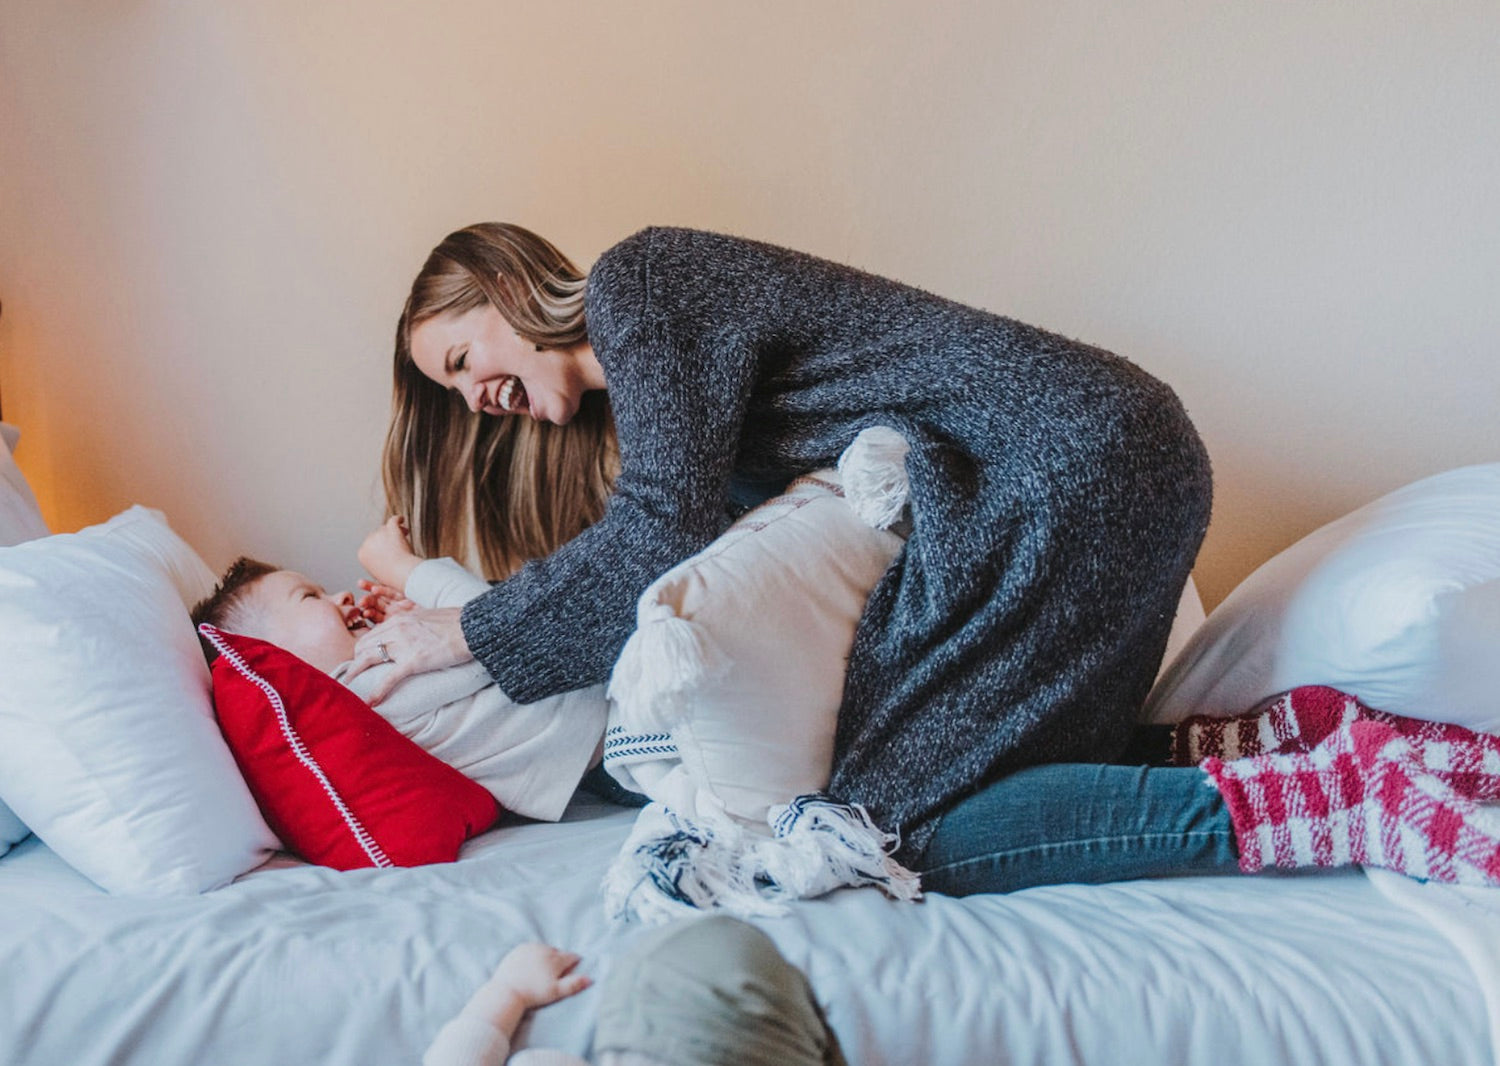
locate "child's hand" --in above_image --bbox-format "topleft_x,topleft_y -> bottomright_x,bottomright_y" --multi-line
451,942 -> 592,1045
355,584 -> 420,626
488,942 -> 592,1011
359,515 -> 421,592
355,580 -> 417,625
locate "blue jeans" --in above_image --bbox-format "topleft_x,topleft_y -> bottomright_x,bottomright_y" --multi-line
915,763 -> 1240,896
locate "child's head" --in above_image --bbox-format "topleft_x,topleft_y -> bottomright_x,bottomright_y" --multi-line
191,556 -> 364,672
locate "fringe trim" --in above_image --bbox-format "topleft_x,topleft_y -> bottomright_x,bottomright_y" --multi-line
606,600 -> 726,733
602,793 -> 922,925
837,425 -> 911,530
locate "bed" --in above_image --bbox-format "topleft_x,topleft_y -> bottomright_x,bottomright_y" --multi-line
1,797 -> 1491,1066
2,422 -> 1496,1065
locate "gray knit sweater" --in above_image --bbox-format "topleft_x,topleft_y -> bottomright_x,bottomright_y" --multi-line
461,226 -> 1212,862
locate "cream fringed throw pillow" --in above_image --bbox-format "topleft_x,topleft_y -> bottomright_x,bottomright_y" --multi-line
605,465 -> 903,829
602,427 -> 921,923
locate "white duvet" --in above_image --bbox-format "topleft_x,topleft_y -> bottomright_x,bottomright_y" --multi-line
1369,869 -> 1500,1066
0,795 -> 1489,1066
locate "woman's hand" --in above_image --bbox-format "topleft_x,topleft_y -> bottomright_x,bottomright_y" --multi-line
355,580 -> 417,625
347,606 -> 473,704
358,515 -> 422,592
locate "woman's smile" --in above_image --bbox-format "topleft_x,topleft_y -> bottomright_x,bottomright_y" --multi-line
492,376 -> 529,416
407,303 -> 602,426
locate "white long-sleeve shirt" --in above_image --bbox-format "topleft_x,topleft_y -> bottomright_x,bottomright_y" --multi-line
423,1012 -> 588,1066
332,558 -> 607,822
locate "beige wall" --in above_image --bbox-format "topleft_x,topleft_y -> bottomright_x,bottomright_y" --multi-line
2,2 -> 1496,607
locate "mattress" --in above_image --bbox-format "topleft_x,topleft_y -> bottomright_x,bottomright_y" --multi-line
0,794 -> 1487,1066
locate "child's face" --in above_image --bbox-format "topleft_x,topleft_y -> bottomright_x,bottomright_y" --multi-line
246,571 -> 364,673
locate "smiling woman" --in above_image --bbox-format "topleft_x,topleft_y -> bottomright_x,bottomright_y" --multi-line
383,224 -> 620,581
358,222 -> 1213,873
406,303 -> 606,426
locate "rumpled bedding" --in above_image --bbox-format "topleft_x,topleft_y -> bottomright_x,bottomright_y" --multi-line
0,795 -> 1489,1066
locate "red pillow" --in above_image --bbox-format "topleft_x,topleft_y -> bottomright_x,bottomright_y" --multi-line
198,624 -> 499,870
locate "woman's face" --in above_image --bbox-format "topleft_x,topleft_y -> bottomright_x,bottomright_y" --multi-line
409,302 -> 593,426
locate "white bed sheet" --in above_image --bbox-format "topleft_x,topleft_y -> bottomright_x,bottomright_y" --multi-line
0,795 -> 1488,1066
1369,868 -> 1500,1066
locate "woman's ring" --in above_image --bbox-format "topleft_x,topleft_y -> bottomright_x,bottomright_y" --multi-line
378,642 -> 393,665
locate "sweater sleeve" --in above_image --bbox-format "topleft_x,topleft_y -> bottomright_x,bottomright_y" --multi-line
461,228 -> 763,703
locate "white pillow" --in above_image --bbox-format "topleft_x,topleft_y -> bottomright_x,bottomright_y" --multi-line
1155,576 -> 1206,686
1145,463 -> 1500,730
605,469 -> 904,831
0,505 -> 278,894
0,422 -> 48,548
0,422 -> 47,855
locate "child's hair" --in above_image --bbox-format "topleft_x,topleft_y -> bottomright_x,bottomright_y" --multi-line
190,556 -> 280,663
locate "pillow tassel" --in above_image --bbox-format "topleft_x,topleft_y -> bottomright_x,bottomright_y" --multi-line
607,601 -> 725,733
602,803 -> 785,925
838,425 -> 911,530
602,795 -> 921,925
754,793 -> 923,904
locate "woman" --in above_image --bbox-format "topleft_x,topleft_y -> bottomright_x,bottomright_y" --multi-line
351,222 -> 1213,868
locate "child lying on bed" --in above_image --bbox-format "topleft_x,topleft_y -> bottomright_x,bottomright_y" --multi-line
189,518 -> 607,823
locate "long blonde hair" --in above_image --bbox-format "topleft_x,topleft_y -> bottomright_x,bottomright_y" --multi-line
384,223 -> 618,579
